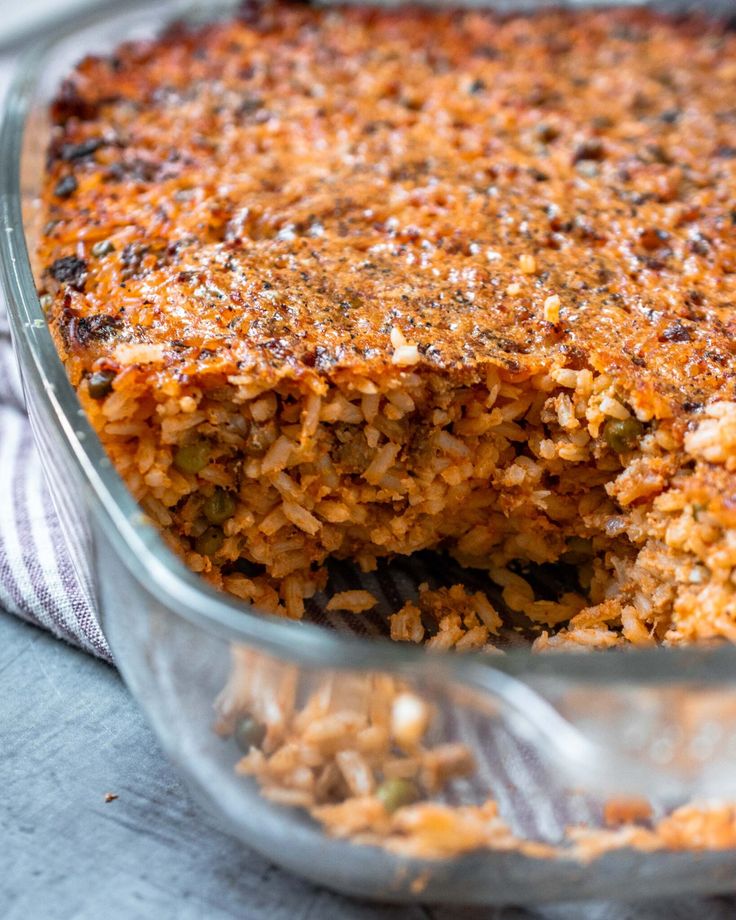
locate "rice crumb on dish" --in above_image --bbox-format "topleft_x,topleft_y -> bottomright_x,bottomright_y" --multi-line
603,796 -> 654,827
216,646 -> 736,862
325,590 -> 379,613
390,584 -> 502,651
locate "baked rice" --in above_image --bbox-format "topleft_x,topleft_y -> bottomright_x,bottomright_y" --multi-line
37,3 -> 736,647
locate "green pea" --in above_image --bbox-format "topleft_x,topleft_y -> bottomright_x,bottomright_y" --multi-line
203,488 -> 236,525
245,424 -> 271,457
233,715 -> 266,753
174,439 -> 211,474
604,417 -> 644,453
87,369 -> 116,400
195,525 -> 224,557
376,778 -> 420,814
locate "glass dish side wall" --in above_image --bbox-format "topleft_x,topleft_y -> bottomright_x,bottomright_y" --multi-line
5,0 -> 736,903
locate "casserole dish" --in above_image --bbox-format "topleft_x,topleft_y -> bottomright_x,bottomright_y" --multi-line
4,0 -> 736,903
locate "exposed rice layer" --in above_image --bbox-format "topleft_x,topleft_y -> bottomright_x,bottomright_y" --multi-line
70,359 -> 736,647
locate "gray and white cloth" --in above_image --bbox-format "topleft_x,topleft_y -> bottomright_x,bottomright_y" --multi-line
0,53 -> 108,660
0,296 -> 109,659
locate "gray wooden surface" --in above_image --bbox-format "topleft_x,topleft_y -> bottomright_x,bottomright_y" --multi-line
3,611 -> 736,920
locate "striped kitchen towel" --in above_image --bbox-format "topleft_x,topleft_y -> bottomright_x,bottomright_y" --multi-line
0,301 -> 110,659
0,51 -> 109,659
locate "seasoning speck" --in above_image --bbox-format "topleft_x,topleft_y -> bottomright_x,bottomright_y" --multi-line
54,175 -> 78,199
49,255 -> 87,291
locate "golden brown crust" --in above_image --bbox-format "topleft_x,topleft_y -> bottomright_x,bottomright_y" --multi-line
39,4 -> 736,421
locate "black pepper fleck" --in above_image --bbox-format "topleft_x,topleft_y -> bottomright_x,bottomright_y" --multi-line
53,175 -> 78,198
49,255 -> 88,291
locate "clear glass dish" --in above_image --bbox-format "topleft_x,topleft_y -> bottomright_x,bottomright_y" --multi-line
4,0 -> 736,904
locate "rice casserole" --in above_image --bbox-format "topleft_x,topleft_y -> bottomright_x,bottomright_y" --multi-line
38,2 -> 736,650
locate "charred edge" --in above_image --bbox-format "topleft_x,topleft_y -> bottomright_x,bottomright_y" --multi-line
49,256 -> 88,291
61,312 -> 124,350
50,80 -> 102,124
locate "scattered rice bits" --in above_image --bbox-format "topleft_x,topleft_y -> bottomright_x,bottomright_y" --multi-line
325,590 -> 379,613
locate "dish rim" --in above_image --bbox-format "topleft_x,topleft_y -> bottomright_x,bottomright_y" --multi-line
3,0 -> 736,685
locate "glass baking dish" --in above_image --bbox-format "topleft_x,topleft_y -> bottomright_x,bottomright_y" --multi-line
4,0 -> 736,904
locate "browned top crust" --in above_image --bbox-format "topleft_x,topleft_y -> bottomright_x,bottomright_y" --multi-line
40,3 -> 736,419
